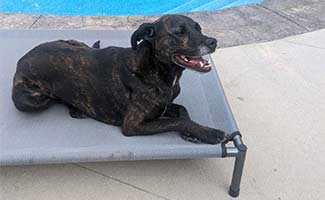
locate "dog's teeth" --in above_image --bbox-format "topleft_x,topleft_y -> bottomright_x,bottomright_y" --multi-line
184,57 -> 189,62
207,59 -> 211,64
200,61 -> 204,67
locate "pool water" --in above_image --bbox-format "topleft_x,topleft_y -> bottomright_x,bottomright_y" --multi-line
0,0 -> 262,16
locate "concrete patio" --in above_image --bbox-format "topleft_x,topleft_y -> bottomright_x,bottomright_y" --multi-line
1,28 -> 324,200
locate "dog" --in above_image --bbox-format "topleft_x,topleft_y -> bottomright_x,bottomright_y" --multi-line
12,14 -> 226,144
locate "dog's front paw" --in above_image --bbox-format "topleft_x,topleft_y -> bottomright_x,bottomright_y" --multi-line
200,128 -> 226,144
181,133 -> 203,144
181,128 -> 226,144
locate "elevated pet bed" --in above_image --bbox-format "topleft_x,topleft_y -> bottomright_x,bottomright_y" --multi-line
0,30 -> 247,197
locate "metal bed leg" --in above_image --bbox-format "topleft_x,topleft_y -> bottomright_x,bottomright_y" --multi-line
226,135 -> 247,198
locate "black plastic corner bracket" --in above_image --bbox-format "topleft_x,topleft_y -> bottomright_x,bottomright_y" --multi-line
221,131 -> 246,158
229,131 -> 242,139
221,142 -> 227,157
237,143 -> 247,152
231,131 -> 247,152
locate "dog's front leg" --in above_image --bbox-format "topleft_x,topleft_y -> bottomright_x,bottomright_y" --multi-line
162,103 -> 228,143
122,103 -> 225,144
162,103 -> 190,119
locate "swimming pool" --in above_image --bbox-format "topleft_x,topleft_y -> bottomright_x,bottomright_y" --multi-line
0,0 -> 262,16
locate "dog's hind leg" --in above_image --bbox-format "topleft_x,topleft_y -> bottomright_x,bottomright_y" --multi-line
68,105 -> 88,119
12,74 -> 54,112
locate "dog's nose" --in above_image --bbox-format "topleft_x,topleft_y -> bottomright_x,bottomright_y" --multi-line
205,38 -> 217,49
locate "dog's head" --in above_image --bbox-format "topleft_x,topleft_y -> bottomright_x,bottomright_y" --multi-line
131,14 -> 217,73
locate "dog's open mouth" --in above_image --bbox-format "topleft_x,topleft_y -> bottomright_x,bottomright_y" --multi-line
173,54 -> 211,72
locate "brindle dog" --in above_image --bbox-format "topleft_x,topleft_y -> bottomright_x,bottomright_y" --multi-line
12,14 -> 226,144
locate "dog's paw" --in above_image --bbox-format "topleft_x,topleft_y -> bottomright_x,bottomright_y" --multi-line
181,128 -> 226,144
181,133 -> 203,144
200,128 -> 226,144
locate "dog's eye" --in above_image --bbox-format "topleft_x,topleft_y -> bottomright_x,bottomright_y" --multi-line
195,23 -> 202,32
173,26 -> 186,36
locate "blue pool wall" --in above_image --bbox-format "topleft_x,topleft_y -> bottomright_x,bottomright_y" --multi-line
0,0 -> 263,16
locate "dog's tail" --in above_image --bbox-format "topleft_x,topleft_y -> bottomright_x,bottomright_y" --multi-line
92,40 -> 100,49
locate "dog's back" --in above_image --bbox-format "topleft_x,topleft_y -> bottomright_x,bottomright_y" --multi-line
12,40 -> 130,125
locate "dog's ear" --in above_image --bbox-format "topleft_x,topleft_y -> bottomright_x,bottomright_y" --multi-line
131,23 -> 155,50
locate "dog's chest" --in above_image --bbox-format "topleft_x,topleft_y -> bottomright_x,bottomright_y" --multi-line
159,75 -> 178,116
139,73 -> 179,118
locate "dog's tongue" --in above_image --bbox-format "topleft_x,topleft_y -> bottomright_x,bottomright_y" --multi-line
189,56 -> 208,66
175,54 -> 211,72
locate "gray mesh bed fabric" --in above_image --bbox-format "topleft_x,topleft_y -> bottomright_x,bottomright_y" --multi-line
0,30 -> 239,166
